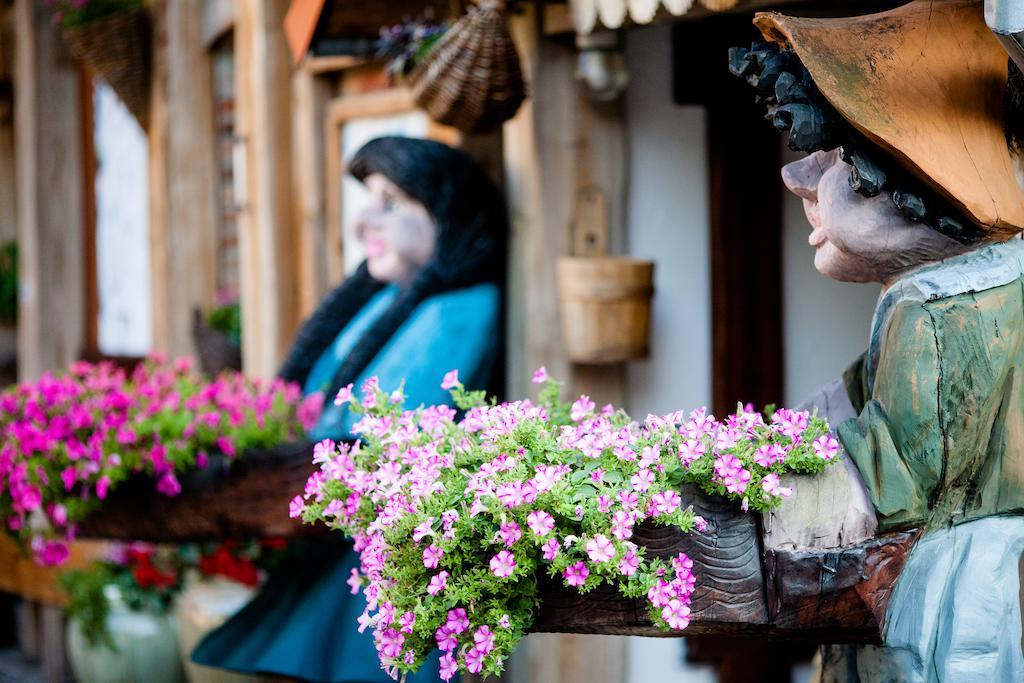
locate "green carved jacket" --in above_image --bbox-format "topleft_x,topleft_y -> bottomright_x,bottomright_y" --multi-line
838,239 -> 1024,531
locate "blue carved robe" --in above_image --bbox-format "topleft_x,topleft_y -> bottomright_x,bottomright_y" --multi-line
192,283 -> 500,682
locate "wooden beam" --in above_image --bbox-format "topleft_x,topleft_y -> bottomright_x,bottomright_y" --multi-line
149,0 -> 220,358
13,0 -> 86,380
503,3 -> 630,681
236,0 -> 301,378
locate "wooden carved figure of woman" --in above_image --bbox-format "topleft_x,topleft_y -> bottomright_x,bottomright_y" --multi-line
191,136 -> 506,682
734,1 -> 1024,680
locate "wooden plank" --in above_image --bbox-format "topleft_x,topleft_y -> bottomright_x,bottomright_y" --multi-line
202,0 -> 236,47
149,0 -> 220,359
236,0 -> 301,378
534,486 -> 767,636
13,0 -> 87,381
78,442 -> 317,542
0,537 -> 106,606
292,66 -> 331,318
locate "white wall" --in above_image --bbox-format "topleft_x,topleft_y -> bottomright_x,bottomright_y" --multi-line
622,22 -> 717,683
624,23 -> 712,420
780,147 -> 878,405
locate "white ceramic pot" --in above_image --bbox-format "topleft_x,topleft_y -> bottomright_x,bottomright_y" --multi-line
174,572 -> 268,683
66,585 -> 186,683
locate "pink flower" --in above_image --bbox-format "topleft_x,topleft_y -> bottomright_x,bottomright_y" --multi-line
527,510 -> 554,536
541,538 -> 560,561
427,571 -> 449,595
618,549 -> 640,576
489,550 -> 516,578
464,646 -> 485,674
399,611 -> 415,634
650,490 -> 681,517
436,627 -> 458,652
611,510 -> 634,540
156,472 -> 181,497
564,561 -> 590,587
423,543 -> 443,568
498,614 -> 511,628
617,490 -> 639,509
570,395 -> 595,422
441,370 -> 460,390
693,515 -> 709,532
678,438 -> 703,466
498,521 -> 521,546
532,366 -> 549,384
445,608 -> 469,633
754,443 -> 787,467
661,598 -> 691,629
95,476 -> 110,501
761,472 -> 793,499
630,468 -> 655,492
586,534 -> 615,563
439,653 -> 458,682
378,628 -> 405,660
288,495 -> 304,518
346,568 -> 362,594
333,383 -> 354,405
813,434 -> 841,461
474,625 -> 495,654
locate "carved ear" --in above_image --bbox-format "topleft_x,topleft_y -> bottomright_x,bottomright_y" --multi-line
1006,59 -> 1024,191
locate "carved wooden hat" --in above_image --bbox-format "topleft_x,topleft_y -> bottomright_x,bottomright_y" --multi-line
755,0 -> 1024,239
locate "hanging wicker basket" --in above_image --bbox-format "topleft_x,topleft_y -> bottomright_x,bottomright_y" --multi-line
408,0 -> 527,134
63,8 -> 151,129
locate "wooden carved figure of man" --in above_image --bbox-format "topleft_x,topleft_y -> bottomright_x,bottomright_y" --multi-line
734,1 -> 1024,680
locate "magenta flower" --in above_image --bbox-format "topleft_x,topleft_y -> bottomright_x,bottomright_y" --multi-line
761,472 -> 794,499
813,434 -> 841,461
585,534 -> 615,563
427,571 -> 449,595
464,646 -> 485,674
618,549 -> 639,576
441,370 -> 460,391
677,438 -> 703,466
399,611 -> 416,634
630,468 -> 655,492
650,490 -> 681,517
570,395 -> 596,422
498,521 -> 522,546
436,627 -> 458,652
541,537 -> 560,561
532,366 -> 549,384
346,568 -> 362,594
95,476 -> 110,501
334,384 -> 354,406
527,510 -> 554,537
439,653 -> 458,682
288,495 -> 304,519
445,608 -> 469,634
490,550 -> 516,578
423,543 -> 443,568
564,561 -> 590,587
661,599 -> 691,629
617,490 -> 639,509
156,472 -> 181,497
693,515 -> 709,532
498,614 -> 511,628
474,625 -> 496,654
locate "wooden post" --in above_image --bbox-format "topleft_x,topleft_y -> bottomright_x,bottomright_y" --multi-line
503,4 -> 629,682
12,0 -> 86,381
148,0 -> 220,358
235,0 -> 300,378
291,66 -> 331,318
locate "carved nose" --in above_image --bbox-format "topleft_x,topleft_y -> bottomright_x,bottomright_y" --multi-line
781,157 -> 821,202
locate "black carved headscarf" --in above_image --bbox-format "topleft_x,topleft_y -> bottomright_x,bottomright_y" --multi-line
729,41 -> 1024,245
278,137 -> 507,395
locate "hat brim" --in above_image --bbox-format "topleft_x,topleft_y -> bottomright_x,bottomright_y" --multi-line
755,0 -> 1024,238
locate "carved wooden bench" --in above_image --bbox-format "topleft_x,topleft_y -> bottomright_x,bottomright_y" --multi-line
79,450 -> 916,642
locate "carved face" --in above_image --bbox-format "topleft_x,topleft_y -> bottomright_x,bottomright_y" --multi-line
781,149 -> 968,285
355,173 -> 438,284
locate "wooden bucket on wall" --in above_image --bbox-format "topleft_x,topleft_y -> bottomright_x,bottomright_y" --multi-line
557,257 -> 654,363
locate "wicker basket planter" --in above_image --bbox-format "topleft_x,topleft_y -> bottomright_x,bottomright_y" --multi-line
64,8 -> 151,129
408,0 -> 526,133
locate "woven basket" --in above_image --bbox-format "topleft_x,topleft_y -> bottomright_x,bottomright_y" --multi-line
408,0 -> 526,134
64,8 -> 151,129
192,308 -> 242,377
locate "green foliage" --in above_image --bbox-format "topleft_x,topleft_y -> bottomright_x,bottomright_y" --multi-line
51,0 -> 143,30
0,241 -> 17,325
206,302 -> 242,346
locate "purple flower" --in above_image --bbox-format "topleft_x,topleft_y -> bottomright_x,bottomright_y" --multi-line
445,608 -> 469,633
399,611 -> 416,634
570,395 -> 595,422
489,550 -> 516,578
346,568 -> 362,594
464,646 -> 485,674
761,472 -> 793,499
334,383 -> 354,405
650,490 -> 681,517
474,625 -> 495,654
532,366 -> 549,384
436,626 -> 458,652
541,538 -> 560,561
498,614 -> 511,628
618,549 -> 639,576
630,468 -> 655,492
439,653 -> 458,682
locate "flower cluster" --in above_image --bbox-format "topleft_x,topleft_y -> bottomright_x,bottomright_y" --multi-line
297,370 -> 839,680
0,355 -> 321,565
